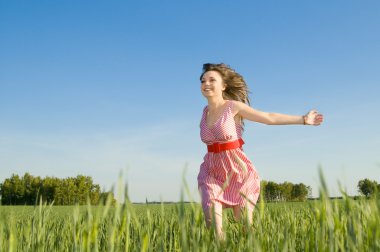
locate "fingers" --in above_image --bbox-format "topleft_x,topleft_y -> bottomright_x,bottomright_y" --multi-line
308,109 -> 324,119
315,115 -> 323,120
305,109 -> 324,126
309,109 -> 319,115
313,114 -> 324,126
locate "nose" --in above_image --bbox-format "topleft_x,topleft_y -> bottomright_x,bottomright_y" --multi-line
202,80 -> 211,86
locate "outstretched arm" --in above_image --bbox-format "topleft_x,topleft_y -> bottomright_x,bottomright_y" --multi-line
232,100 -> 324,126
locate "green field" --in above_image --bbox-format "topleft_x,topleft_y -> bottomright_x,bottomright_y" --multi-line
1,191 -> 379,251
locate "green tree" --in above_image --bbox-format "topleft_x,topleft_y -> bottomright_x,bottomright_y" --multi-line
41,177 -> 60,204
22,173 -> 41,205
291,183 -> 309,201
265,181 -> 281,201
260,180 -> 311,202
279,182 -> 293,201
68,177 -> 79,204
1,173 -> 102,205
0,174 -> 24,204
358,179 -> 378,197
90,184 -> 101,205
0,178 -> 13,204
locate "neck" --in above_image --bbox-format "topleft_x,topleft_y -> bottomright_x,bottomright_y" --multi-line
207,96 -> 226,110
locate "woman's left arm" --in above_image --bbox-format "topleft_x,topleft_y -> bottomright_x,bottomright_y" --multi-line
232,101 -> 324,126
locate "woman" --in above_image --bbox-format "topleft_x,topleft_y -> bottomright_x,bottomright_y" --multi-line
197,63 -> 324,240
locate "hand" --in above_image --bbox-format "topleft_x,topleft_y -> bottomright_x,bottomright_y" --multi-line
304,109 -> 324,126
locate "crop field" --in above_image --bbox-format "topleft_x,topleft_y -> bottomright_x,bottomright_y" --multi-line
1,189 -> 379,252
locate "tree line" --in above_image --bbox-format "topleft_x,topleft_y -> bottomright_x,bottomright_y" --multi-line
260,181 -> 311,202
259,178 -> 380,202
1,173 -> 378,205
0,173 -> 115,205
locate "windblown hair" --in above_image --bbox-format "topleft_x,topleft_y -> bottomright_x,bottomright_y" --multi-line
200,63 -> 251,105
200,63 -> 251,127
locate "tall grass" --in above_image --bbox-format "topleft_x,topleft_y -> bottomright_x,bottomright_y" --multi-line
0,168 -> 379,251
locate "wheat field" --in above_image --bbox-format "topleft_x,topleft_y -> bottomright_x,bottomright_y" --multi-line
0,175 -> 379,251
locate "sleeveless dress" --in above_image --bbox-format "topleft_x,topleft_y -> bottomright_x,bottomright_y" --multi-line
197,100 -> 261,210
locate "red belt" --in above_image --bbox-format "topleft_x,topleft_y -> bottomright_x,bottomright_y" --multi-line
207,139 -> 244,153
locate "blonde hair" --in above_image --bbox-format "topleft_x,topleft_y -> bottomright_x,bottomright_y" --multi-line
200,63 -> 251,127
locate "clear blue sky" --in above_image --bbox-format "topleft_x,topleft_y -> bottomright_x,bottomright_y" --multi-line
1,1 -> 379,202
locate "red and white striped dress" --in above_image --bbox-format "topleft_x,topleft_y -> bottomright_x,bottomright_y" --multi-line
197,100 -> 260,210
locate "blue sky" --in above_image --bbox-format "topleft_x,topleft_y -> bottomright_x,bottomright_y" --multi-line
1,1 -> 379,202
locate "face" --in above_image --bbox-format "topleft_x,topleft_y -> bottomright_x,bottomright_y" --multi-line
200,71 -> 226,98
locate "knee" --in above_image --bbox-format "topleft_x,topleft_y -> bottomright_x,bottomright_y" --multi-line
211,201 -> 223,216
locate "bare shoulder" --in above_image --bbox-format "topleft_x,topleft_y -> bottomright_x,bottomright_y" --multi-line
230,100 -> 243,108
231,100 -> 271,124
230,100 -> 248,115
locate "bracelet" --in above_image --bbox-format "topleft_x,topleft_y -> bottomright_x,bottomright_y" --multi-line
303,115 -> 306,125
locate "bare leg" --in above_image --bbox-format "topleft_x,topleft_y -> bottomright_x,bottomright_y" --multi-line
245,202 -> 254,225
233,203 -> 254,226
213,202 -> 225,240
203,201 -> 225,240
203,204 -> 212,228
232,205 -> 242,222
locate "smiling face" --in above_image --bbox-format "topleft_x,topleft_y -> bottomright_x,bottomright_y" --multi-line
200,70 -> 226,98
